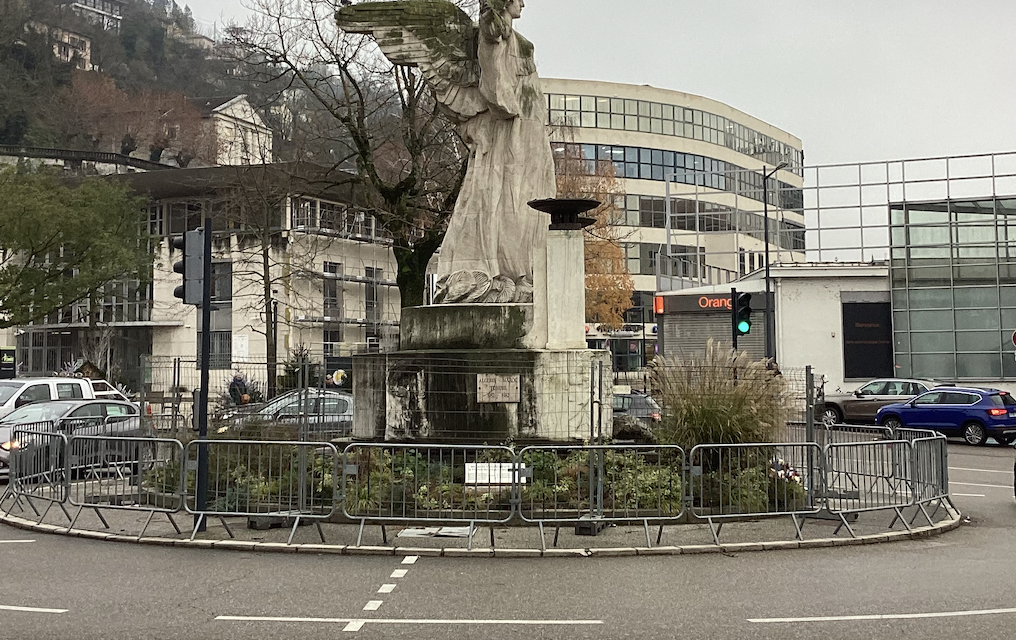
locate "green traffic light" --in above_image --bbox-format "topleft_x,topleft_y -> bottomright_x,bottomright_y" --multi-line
737,320 -> 751,334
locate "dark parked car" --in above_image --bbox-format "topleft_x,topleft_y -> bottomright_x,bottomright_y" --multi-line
0,399 -> 143,478
612,392 -> 662,425
216,388 -> 354,438
876,387 -> 1016,446
823,378 -> 941,425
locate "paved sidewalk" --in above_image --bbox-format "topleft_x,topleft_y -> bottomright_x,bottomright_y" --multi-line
0,495 -> 963,557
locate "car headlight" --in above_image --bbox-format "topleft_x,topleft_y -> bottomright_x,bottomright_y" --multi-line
0,440 -> 21,452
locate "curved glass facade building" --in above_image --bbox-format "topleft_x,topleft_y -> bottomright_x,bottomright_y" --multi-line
543,78 -> 806,323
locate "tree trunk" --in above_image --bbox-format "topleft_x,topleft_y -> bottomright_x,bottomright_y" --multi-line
394,237 -> 440,309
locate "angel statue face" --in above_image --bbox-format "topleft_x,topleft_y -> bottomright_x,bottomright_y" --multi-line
484,0 -> 524,19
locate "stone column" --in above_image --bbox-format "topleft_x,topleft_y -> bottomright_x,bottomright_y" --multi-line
545,226 -> 587,349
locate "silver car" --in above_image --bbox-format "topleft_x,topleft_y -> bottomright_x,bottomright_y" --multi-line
217,388 -> 354,439
822,378 -> 941,425
0,400 -> 142,478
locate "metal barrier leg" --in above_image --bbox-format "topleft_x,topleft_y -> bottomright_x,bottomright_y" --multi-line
656,524 -> 664,546
190,514 -> 205,540
356,519 -> 365,547
916,503 -> 935,527
835,513 -> 856,538
67,505 -> 84,532
791,514 -> 805,541
891,506 -> 912,532
217,517 -> 234,539
287,517 -> 301,546
553,525 -> 560,548
489,526 -> 495,550
707,518 -> 722,546
92,507 -> 109,530
139,511 -> 155,540
538,522 -> 546,554
643,520 -> 652,548
381,525 -> 387,545
165,513 -> 181,535
315,522 -> 325,544
467,521 -> 475,551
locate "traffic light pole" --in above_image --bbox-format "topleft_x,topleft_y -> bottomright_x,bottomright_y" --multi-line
730,287 -> 738,351
194,218 -> 212,533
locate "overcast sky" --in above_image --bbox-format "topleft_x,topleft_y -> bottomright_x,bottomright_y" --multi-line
189,0 -> 1016,167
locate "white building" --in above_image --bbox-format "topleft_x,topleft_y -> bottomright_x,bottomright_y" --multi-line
189,96 -> 274,166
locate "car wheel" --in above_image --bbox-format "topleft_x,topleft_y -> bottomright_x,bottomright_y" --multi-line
882,416 -> 903,434
822,407 -> 842,426
963,422 -> 988,446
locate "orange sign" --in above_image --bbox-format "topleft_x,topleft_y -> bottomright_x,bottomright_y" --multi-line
698,295 -> 732,310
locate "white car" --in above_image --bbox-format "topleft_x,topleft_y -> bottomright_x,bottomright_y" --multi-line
0,377 -> 130,420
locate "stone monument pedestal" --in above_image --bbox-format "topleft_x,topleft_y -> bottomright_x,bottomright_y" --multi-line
352,305 -> 611,443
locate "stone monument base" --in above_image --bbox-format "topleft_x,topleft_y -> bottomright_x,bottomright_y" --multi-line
352,347 -> 612,443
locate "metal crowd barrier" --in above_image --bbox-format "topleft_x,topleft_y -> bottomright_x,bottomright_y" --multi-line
184,439 -> 341,543
5,426 -> 71,524
0,432 -> 955,547
517,444 -> 685,549
66,436 -> 185,539
342,444 -> 516,548
687,443 -> 823,544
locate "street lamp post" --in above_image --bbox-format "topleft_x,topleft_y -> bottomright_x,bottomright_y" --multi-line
762,162 -> 788,363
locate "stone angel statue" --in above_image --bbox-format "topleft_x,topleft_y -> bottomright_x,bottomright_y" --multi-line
336,0 -> 556,304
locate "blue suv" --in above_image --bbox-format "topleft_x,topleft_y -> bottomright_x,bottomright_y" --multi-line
876,387 -> 1016,446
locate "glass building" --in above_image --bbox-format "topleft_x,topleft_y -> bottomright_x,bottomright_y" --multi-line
891,198 -> 1016,380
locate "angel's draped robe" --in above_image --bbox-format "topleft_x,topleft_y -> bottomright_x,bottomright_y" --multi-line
434,22 -> 556,298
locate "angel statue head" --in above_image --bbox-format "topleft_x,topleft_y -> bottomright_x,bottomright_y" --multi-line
482,0 -> 523,15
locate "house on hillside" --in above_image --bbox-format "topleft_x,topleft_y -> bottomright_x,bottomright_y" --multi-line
64,0 -> 126,33
189,95 -> 274,166
9,164 -> 400,394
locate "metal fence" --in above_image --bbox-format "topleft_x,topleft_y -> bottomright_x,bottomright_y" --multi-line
1,427 -> 954,549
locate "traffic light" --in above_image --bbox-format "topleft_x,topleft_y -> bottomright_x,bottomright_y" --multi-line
734,292 -> 752,335
172,229 -> 204,306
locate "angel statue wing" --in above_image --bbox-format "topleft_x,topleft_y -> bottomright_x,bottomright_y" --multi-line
336,1 -> 487,122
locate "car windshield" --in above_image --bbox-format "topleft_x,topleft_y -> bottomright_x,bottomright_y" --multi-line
0,381 -> 25,404
0,401 -> 75,424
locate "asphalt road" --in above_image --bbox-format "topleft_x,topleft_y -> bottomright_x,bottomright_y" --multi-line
0,441 -> 1013,640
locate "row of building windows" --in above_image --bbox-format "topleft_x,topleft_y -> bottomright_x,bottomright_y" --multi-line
625,195 -> 806,251
552,143 -> 804,212
547,93 -> 803,175
291,197 -> 392,243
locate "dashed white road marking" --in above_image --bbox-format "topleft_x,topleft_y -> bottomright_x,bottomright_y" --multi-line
401,556 -> 419,565
0,540 -> 35,544
217,616 -> 605,627
951,481 -> 1010,489
363,601 -> 383,612
949,467 -> 1013,475
0,605 -> 67,614
750,606 -> 1016,623
952,493 -> 986,497
390,569 -> 408,579
343,620 -> 364,632
378,584 -> 396,594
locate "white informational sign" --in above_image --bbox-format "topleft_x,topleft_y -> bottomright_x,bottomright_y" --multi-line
464,462 -> 526,485
233,335 -> 249,360
476,373 -> 520,403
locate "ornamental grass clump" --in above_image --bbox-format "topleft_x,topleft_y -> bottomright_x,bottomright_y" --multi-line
649,339 -> 793,450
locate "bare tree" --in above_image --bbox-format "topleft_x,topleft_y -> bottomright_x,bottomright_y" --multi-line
225,0 -> 477,307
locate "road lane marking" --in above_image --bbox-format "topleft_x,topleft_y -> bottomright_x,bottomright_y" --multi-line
343,621 -> 364,632
363,601 -> 382,611
951,482 -> 1010,489
378,584 -> 396,594
401,556 -> 418,565
749,606 -> 1016,623
949,467 -> 1013,475
952,493 -> 986,497
390,569 -> 408,579
0,540 -> 35,544
0,605 -> 67,614
217,616 -> 604,627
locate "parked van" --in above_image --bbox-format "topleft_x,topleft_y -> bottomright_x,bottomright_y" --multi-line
0,377 -> 129,420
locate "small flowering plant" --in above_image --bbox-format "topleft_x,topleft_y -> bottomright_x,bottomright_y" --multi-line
769,456 -> 803,484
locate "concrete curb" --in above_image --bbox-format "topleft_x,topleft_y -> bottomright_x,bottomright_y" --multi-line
0,505 -> 964,558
